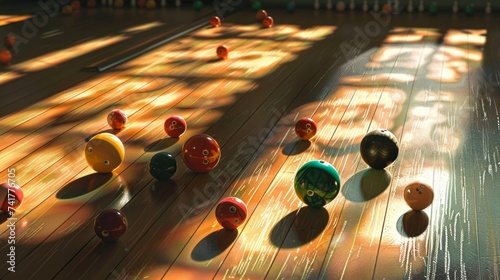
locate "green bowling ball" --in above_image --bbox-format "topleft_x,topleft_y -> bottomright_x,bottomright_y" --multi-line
149,152 -> 177,181
251,1 -> 262,11
464,4 -> 474,16
193,0 -> 203,11
294,160 -> 341,208
429,2 -> 438,15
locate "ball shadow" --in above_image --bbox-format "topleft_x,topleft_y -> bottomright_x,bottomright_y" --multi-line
397,210 -> 429,237
144,137 -> 179,152
56,173 -> 114,199
342,168 -> 392,202
282,139 -> 311,156
270,206 -> 329,248
149,179 -> 178,203
191,229 -> 238,261
0,212 -> 11,225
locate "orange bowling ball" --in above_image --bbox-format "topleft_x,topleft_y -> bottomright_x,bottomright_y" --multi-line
256,9 -> 268,20
85,133 -> 125,173
216,45 -> 229,59
0,50 -> 12,66
404,181 -> 434,211
262,16 -> 273,28
210,16 -> 221,27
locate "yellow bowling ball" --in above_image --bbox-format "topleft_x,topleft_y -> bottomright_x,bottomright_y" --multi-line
85,133 -> 125,173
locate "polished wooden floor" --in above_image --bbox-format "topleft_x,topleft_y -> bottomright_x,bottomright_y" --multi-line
0,4 -> 499,280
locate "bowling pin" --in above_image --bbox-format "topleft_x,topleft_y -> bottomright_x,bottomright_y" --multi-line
394,0 -> 399,11
486,2 -> 491,14
161,0 -> 166,7
327,0 -> 332,10
362,0 -> 368,12
373,0 -> 380,11
452,1 -> 458,13
314,0 -> 319,9
418,0 -> 424,12
407,0 -> 413,12
349,0 -> 355,10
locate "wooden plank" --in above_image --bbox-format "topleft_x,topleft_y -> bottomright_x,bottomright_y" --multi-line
469,25 -> 500,279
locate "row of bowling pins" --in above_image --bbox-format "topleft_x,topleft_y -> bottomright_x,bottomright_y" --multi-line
312,0 -> 493,15
100,0 -> 182,7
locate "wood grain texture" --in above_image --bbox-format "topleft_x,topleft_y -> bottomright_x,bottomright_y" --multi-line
0,7 -> 498,280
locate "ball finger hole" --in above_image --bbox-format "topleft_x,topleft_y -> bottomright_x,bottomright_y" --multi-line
202,149 -> 209,155
103,160 -> 110,166
203,159 -> 209,165
229,206 -> 236,213
102,230 -> 109,237
233,218 -> 240,224
307,190 -> 315,196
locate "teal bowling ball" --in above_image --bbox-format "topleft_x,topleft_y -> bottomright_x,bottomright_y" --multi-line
149,152 -> 177,181
294,160 -> 341,208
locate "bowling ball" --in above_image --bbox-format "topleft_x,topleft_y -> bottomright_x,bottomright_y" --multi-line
360,129 -> 399,169
216,45 -> 229,60
62,5 -> 73,15
3,35 -> 16,49
182,134 -> 221,173
429,2 -> 438,15
251,1 -> 262,11
149,152 -> 177,181
94,209 -> 128,242
0,50 -> 12,66
146,0 -> 156,9
85,133 -> 125,173
0,182 -> 24,213
215,197 -> 248,230
262,16 -> 273,28
404,181 -> 434,211
295,117 -> 317,140
193,0 -> 203,10
164,115 -> 187,137
71,0 -> 81,11
210,16 -> 221,27
256,9 -> 268,20
464,4 -> 474,16
294,160 -> 341,208
107,109 -> 127,130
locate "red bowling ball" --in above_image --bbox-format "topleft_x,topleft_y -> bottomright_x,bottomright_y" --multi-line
182,134 -> 221,173
94,209 -> 128,242
164,115 -> 187,137
0,50 -> 12,66
210,16 -> 221,27
3,35 -> 16,49
262,16 -> 273,28
217,45 -> 229,60
256,9 -> 268,20
107,109 -> 128,130
216,197 -> 248,230
0,182 -> 24,213
295,117 -> 317,140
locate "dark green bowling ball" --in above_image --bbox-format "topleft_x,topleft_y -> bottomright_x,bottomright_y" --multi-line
149,152 -> 177,181
429,2 -> 438,15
